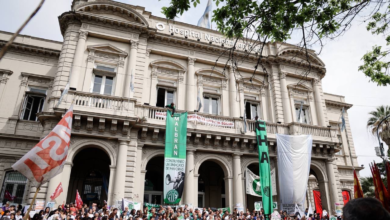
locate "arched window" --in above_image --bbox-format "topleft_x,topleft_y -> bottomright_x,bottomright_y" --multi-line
0,171 -> 28,204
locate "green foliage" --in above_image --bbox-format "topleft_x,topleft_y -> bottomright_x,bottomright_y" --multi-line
162,0 -> 390,86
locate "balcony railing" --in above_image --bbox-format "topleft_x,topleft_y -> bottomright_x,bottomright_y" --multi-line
58,90 -> 136,117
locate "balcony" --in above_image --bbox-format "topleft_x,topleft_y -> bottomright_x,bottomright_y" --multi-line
57,90 -> 136,118
135,105 -> 339,144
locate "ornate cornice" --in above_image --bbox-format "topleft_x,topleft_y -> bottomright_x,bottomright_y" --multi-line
325,100 -> 353,110
0,69 -> 13,84
0,40 -> 60,57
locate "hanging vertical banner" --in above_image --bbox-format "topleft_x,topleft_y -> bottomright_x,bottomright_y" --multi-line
255,120 -> 273,217
163,110 -> 188,204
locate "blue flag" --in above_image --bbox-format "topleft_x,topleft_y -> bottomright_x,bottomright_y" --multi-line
197,0 -> 212,28
341,107 -> 346,132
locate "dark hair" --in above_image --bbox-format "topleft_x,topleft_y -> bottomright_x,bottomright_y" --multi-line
343,197 -> 390,220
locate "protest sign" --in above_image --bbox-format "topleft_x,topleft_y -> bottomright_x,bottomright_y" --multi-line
122,199 -> 141,211
46,202 -> 55,209
35,200 -> 45,211
254,201 -> 278,211
335,203 -> 343,217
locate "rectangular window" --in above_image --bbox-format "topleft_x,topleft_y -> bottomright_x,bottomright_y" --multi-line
156,88 -> 175,107
203,95 -> 219,114
92,75 -> 114,95
21,88 -> 46,121
245,102 -> 259,119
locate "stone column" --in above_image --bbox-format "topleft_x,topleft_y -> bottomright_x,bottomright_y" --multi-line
224,176 -> 233,212
150,66 -> 158,106
221,79 -> 230,116
233,154 -> 244,209
260,88 -> 268,121
0,70 -> 12,107
186,58 -> 196,111
194,174 -> 199,207
196,76 -> 204,112
308,93 -> 318,125
107,165 -> 116,206
229,67 -> 239,118
123,41 -> 138,98
238,83 -> 245,117
142,50 -> 152,104
114,56 -> 126,96
81,49 -> 95,92
112,140 -> 129,203
313,79 -> 326,126
69,30 -> 88,90
184,150 -> 195,205
326,158 -> 339,213
177,70 -> 186,110
279,72 -> 292,123
58,161 -> 73,204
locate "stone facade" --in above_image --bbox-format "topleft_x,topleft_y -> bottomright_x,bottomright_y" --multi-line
0,0 -> 361,214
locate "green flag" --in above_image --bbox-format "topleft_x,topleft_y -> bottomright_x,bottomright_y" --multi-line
255,120 -> 273,218
163,110 -> 188,204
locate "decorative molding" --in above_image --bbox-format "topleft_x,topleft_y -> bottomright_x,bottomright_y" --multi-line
0,69 -> 13,84
279,72 -> 286,79
130,40 -> 139,50
79,30 -> 88,40
188,57 -> 196,65
146,49 -> 152,57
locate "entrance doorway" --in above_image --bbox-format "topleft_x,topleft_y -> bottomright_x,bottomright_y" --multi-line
198,161 -> 225,208
144,156 -> 164,205
67,148 -> 111,206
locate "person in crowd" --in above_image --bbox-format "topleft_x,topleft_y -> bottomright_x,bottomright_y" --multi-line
14,210 -> 22,220
108,209 -> 118,220
1,210 -> 11,220
343,197 -> 390,220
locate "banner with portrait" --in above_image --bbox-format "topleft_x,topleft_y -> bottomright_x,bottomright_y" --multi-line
163,110 -> 188,204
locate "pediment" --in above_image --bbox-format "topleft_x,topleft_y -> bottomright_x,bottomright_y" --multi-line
278,47 -> 325,66
76,1 -> 149,27
287,83 -> 312,92
150,60 -> 186,71
196,68 -> 226,79
87,44 -> 128,57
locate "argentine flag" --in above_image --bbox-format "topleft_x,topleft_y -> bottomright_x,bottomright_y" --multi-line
197,0 -> 212,28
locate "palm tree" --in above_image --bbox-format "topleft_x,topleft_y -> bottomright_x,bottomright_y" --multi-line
367,105 -> 390,147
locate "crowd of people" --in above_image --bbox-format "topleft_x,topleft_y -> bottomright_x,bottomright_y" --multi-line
0,198 -> 389,220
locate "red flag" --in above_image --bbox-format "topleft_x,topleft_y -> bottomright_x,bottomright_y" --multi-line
342,190 -> 350,205
313,190 -> 322,218
353,170 -> 364,199
50,182 -> 63,201
372,163 -> 390,211
386,162 -> 390,191
75,190 -> 83,209
4,190 -> 16,201
12,106 -> 73,185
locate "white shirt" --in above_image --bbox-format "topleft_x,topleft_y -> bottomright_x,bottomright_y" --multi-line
15,215 -> 23,220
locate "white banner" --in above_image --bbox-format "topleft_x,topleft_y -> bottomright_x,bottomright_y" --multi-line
276,134 -> 312,207
122,199 -> 141,211
12,106 -> 73,186
155,112 -> 235,128
245,168 -> 277,197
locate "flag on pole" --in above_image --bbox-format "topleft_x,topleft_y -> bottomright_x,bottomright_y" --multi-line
353,170 -> 364,199
57,83 -> 70,107
370,163 -> 390,211
255,120 -> 273,217
130,70 -> 134,92
12,106 -> 73,186
297,101 -> 303,122
197,88 -> 202,112
197,0 -> 212,28
243,102 -> 247,133
50,182 -> 63,201
75,190 -> 83,209
340,107 -> 346,132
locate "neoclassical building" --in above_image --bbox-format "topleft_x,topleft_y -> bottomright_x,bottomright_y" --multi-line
0,0 -> 361,214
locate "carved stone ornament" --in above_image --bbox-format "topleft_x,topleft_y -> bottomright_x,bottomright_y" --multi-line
179,71 -> 185,83
79,30 -> 88,40
313,78 -> 321,85
279,72 -> 286,79
20,76 -> 28,87
130,40 -> 139,50
118,56 -> 125,68
146,49 -> 151,57
95,52 -> 119,61
87,55 -> 95,62
222,79 -> 228,90
188,57 -> 196,65
197,75 -> 204,86
151,67 -> 158,79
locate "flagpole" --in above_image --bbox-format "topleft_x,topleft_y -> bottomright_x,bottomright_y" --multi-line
23,185 -> 41,220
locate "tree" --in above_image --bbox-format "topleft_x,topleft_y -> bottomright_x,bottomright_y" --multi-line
162,0 -> 390,86
360,177 -> 376,197
367,105 -> 390,148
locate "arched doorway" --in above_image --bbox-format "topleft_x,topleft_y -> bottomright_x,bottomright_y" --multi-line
246,163 -> 259,211
307,165 -> 329,213
67,147 -> 111,206
198,161 -> 225,208
144,156 -> 164,204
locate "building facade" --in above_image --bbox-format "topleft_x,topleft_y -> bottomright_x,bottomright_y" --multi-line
0,0 -> 361,213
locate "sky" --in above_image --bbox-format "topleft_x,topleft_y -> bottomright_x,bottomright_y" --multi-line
0,0 -> 389,177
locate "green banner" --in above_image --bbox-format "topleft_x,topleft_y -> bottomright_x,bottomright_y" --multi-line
163,110 -> 188,204
255,120 -> 273,217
